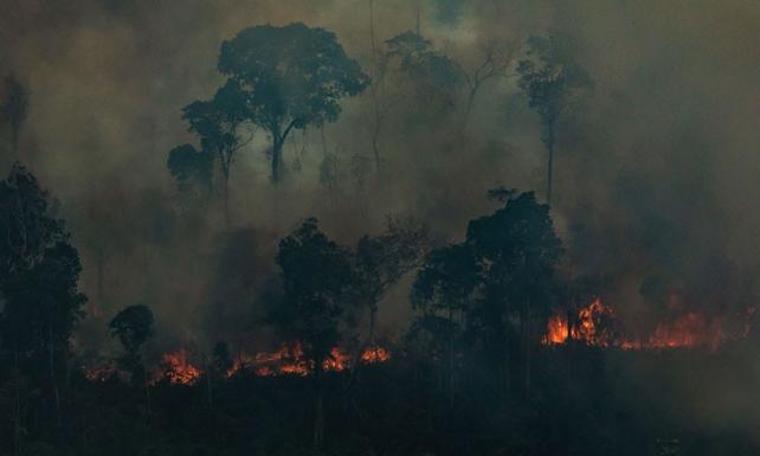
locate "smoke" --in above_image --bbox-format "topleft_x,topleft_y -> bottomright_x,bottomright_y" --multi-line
2,0 -> 760,367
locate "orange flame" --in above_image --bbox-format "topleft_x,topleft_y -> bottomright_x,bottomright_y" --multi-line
544,315 -> 569,344
85,343 -> 392,384
361,346 -> 392,363
158,350 -> 202,385
543,298 -> 727,351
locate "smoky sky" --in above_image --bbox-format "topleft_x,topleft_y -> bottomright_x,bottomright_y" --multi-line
2,0 -> 760,355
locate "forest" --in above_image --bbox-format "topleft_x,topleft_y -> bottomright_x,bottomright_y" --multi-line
1,1 -> 760,455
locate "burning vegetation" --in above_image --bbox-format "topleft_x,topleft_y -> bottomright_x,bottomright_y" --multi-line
543,298 -> 730,350
86,344 -> 393,386
5,3 -> 760,454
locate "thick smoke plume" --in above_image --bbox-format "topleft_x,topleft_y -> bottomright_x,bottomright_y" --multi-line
2,0 -> 760,383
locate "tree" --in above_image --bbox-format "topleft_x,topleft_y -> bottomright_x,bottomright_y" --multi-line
108,305 -> 154,385
274,217 -> 353,448
461,42 -> 513,130
180,81 -> 251,224
466,191 -> 563,395
517,35 -> 592,204
218,23 -> 369,183
1,75 -> 29,155
0,164 -> 86,441
384,31 -> 464,110
412,242 -> 479,407
166,144 -> 214,200
353,217 -> 427,346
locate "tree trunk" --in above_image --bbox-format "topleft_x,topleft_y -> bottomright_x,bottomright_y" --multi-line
272,136 -> 284,183
47,311 -> 62,438
524,324 -> 532,397
313,364 -> 325,449
206,359 -> 214,410
369,303 -> 377,345
448,306 -> 455,410
222,169 -> 230,228
369,0 -> 382,172
12,128 -> 19,157
545,124 -> 555,205
500,341 -> 510,403
13,345 -> 21,456
95,250 -> 106,318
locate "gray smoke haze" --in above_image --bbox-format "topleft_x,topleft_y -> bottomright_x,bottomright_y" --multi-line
2,0 -> 760,377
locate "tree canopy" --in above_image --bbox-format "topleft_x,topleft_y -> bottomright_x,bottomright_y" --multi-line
274,218 -> 354,365
219,23 -> 370,182
517,35 -> 592,203
0,164 -> 86,362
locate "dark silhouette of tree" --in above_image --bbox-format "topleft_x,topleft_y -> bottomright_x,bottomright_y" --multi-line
0,164 -> 86,441
368,0 -> 384,171
354,217 -> 427,345
384,31 -> 464,110
108,305 -> 154,385
167,144 -> 214,200
211,341 -> 232,377
461,42 -> 513,130
180,82 -> 251,225
465,191 -> 562,396
412,242 -> 479,407
1,76 -> 28,155
274,217 -> 353,448
218,23 -> 369,183
517,35 -> 592,204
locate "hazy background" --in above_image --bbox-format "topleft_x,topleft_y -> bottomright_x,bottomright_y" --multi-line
1,0 -> 760,363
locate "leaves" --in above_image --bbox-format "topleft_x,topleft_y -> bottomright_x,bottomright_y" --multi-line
219,23 -> 370,131
275,218 -> 354,362
109,305 -> 154,355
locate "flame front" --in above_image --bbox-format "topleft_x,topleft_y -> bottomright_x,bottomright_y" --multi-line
85,343 -> 392,384
543,298 -> 727,350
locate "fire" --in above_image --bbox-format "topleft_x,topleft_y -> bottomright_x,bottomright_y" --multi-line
361,346 -> 391,364
227,343 -> 392,378
543,298 -> 727,351
85,343 -> 392,385
323,347 -> 351,372
544,315 -> 569,344
158,350 -> 202,385
572,298 -> 616,347
251,343 -> 310,377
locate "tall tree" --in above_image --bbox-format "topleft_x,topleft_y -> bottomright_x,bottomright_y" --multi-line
1,76 -> 29,155
218,23 -> 369,183
517,35 -> 592,204
466,191 -> 563,395
384,31 -> 464,108
354,217 -> 427,345
274,218 -> 353,448
461,42 -> 513,130
0,164 -> 86,440
412,242 -> 479,407
180,81 -> 250,224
